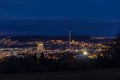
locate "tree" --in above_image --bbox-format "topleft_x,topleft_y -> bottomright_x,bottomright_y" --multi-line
109,34 -> 120,67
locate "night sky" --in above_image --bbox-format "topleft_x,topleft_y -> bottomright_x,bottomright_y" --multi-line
0,0 -> 120,36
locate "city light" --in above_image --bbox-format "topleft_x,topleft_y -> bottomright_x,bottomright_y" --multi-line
83,51 -> 88,55
75,49 -> 79,52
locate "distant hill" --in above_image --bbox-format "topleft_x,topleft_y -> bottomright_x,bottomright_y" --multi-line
10,35 -> 90,41
8,35 -> 112,43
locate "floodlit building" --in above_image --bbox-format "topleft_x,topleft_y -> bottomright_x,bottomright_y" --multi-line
37,43 -> 44,52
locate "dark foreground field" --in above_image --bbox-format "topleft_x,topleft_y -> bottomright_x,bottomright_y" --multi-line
1,68 -> 120,80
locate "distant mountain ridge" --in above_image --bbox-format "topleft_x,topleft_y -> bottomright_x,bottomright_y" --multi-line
7,35 -> 112,43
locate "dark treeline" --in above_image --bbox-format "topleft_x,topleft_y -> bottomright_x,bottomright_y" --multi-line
0,53 -> 78,73
107,34 -> 120,67
0,52 -> 111,73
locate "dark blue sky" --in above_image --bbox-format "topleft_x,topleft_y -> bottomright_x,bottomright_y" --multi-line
0,0 -> 120,36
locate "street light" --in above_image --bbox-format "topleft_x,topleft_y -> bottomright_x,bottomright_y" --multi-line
83,51 -> 88,55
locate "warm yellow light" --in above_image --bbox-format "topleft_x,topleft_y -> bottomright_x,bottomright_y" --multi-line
88,54 -> 97,59
38,44 -> 43,46
100,53 -> 104,58
83,51 -> 88,55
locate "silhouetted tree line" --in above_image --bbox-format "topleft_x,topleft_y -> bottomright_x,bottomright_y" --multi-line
0,53 -> 79,73
107,34 -> 120,67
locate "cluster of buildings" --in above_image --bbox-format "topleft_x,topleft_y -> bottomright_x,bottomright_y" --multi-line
0,31 -> 110,61
0,37 -> 109,61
